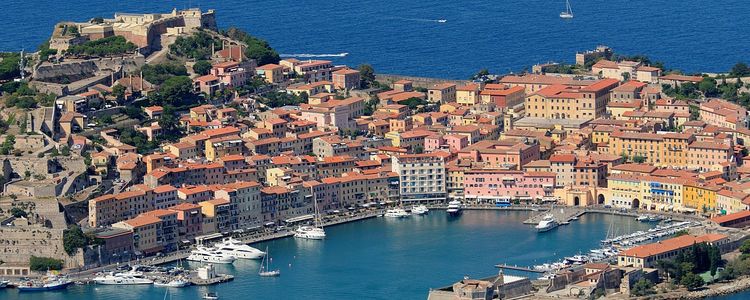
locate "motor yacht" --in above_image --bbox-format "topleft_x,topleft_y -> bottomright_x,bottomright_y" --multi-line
214,238 -> 265,259
564,255 -> 589,265
411,205 -> 429,215
446,200 -> 463,216
93,271 -> 154,285
385,208 -> 411,218
535,214 -> 559,232
153,278 -> 190,288
187,246 -> 236,264
294,225 -> 326,240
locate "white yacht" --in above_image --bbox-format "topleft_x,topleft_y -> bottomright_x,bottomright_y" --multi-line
564,255 -> 589,265
187,246 -> 236,264
411,205 -> 429,215
535,214 -> 559,232
153,278 -> 190,288
446,200 -> 463,216
295,186 -> 327,240
294,226 -> 326,240
636,215 -> 649,222
385,208 -> 411,218
214,238 -> 265,259
93,272 -> 154,285
0,280 -> 9,288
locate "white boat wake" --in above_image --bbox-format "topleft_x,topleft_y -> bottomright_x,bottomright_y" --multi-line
280,53 -> 349,58
393,17 -> 447,23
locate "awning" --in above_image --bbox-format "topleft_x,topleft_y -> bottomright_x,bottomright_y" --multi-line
194,233 -> 223,243
284,214 -> 314,223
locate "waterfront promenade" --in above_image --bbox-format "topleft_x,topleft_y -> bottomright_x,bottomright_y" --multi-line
65,209 -> 385,279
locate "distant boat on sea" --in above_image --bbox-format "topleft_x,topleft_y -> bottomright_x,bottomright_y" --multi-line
437,19 -> 447,23
560,0 -> 574,19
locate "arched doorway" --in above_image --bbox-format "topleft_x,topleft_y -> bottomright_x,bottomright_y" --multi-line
573,196 -> 580,206
597,194 -> 605,205
632,199 -> 640,209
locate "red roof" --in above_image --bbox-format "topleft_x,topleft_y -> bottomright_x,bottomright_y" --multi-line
711,210 -> 750,224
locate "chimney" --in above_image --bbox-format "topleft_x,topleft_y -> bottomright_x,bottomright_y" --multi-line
140,71 -> 144,90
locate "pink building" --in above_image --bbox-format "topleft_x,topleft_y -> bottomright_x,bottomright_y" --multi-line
457,140 -> 540,170
425,135 -> 445,152
211,61 -> 249,88
464,170 -> 556,203
444,134 -> 469,153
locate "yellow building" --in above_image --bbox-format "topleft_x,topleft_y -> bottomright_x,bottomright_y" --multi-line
608,131 -> 694,167
524,79 -> 620,120
683,183 -> 719,212
717,189 -> 750,215
605,173 -> 643,209
456,84 -> 480,105
592,125 -> 617,144
204,135 -> 244,161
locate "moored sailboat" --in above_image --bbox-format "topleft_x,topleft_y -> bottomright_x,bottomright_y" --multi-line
295,186 -> 326,240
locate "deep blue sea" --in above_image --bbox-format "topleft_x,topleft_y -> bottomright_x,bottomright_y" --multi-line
4,0 -> 749,78
0,210 -> 654,300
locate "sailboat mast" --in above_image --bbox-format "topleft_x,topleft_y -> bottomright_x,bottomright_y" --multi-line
567,0 -> 573,14
311,186 -> 321,227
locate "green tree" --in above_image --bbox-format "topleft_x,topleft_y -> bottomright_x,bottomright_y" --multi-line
37,41 -> 57,62
739,240 -> 750,254
60,146 -> 71,156
158,105 -> 179,133
0,134 -> 15,155
680,272 -> 704,290
0,53 -> 21,81
141,62 -> 188,85
222,27 -> 280,65
730,62 -> 750,77
10,207 -> 27,218
193,60 -> 212,75
100,115 -> 114,125
673,229 -> 689,237
471,68 -> 490,80
630,279 -> 655,296
112,84 -> 126,102
358,64 -> 376,88
698,77 -> 719,97
154,76 -> 195,106
169,31 -> 221,60
67,36 -> 137,57
709,246 -> 722,276
633,155 -> 647,163
63,225 -> 88,255
29,256 -> 63,271
124,106 -> 144,120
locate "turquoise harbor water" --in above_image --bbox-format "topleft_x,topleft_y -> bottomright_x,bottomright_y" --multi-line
1,210 -> 654,299
4,0 -> 750,78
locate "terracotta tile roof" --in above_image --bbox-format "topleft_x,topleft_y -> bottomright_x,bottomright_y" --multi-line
620,234 -> 727,258
121,215 -> 161,227
712,210 -> 750,224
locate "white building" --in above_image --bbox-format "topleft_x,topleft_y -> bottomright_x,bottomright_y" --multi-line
392,153 -> 447,204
